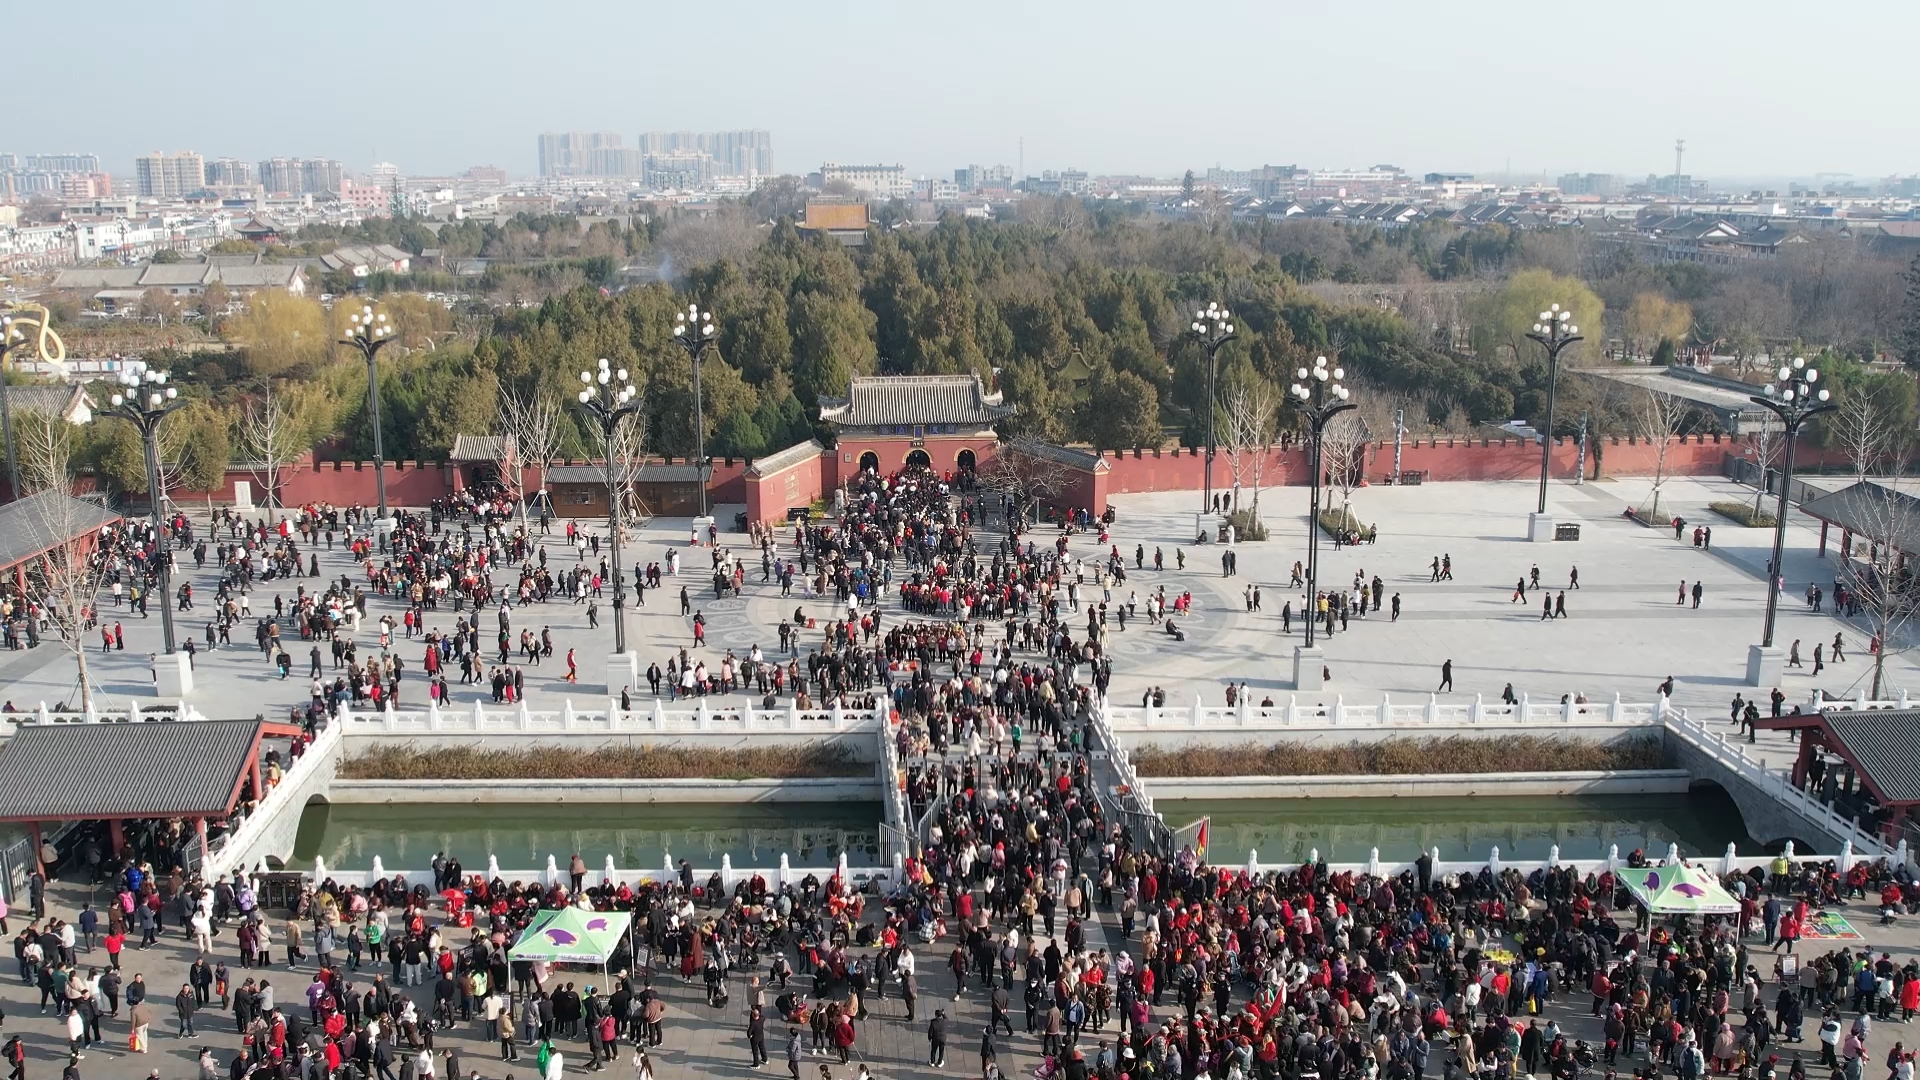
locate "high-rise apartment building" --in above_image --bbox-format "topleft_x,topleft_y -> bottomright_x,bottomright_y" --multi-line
134,151 -> 206,197
256,157 -> 345,195
206,158 -> 257,187
586,147 -> 644,178
638,130 -> 770,176
24,153 -> 101,174
537,132 -> 625,177
259,158 -> 300,195
301,159 -> 344,195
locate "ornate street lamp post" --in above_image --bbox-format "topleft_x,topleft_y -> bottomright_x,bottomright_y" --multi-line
1746,357 -> 1832,687
1525,303 -> 1582,523
671,304 -> 717,523
338,304 -> 396,545
94,361 -> 193,694
1288,356 -> 1354,690
574,358 -> 643,697
1187,302 -> 1235,515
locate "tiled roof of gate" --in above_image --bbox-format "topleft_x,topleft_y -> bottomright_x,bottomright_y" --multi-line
818,375 -> 1015,429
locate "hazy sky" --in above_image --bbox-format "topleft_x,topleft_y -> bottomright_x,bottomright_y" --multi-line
9,0 -> 1917,183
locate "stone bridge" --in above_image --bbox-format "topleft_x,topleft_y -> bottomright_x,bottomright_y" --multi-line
207,722 -> 343,878
1662,710 -> 1881,856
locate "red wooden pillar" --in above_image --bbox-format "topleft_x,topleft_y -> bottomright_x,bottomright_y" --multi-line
251,756 -> 264,802
1792,730 -> 1819,789
1819,520 -> 1829,558
28,821 -> 45,881
108,818 -> 125,857
195,817 -> 209,867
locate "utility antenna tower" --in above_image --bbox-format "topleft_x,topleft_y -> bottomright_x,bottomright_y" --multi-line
1674,139 -> 1686,200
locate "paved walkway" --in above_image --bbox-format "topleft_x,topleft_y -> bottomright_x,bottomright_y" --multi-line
11,875 -> 1920,1080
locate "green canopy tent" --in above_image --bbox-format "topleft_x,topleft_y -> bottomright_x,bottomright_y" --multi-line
1623,862 -> 1740,915
507,907 -> 635,979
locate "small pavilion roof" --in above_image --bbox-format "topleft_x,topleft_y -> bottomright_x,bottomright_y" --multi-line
1796,481 -> 1920,555
1818,708 -> 1920,805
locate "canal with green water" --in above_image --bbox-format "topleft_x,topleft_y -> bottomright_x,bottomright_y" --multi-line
292,802 -> 884,872
1156,790 -> 1758,865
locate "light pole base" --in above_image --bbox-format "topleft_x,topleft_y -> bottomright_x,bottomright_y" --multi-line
154,652 -> 194,696
1746,644 -> 1784,688
1293,646 -> 1325,691
603,651 -> 640,699
1527,512 -> 1558,543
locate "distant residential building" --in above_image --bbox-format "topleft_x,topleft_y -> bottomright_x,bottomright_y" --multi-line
255,157 -> 344,196
338,177 -> 391,215
643,151 -> 714,189
134,151 -> 206,197
536,132 -> 624,177
498,192 -> 559,215
954,164 -> 1013,192
1248,165 -> 1302,199
464,165 -> 508,185
821,162 -> 912,200
586,146 -> 645,178
302,159 -> 343,195
1558,173 -> 1623,197
23,153 -> 100,174
59,173 -> 112,199
205,158 -> 257,187
1312,165 -> 1406,186
916,178 -> 961,202
638,130 -> 771,176
1024,169 -> 1091,196
1206,167 -> 1252,189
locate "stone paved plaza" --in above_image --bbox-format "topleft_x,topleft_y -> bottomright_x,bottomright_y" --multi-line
2,473 -> 1917,1079
7,873 -> 1920,1080
6,473 -> 1909,726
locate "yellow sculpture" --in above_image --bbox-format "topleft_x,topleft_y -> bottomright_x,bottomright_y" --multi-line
0,302 -> 66,366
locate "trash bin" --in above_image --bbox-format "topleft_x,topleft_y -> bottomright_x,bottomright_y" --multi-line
1555,523 -> 1581,541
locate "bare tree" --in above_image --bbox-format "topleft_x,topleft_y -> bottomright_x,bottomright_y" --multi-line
1836,384 -> 1896,483
1835,476 -> 1920,699
241,382 -> 299,511
605,406 -> 652,537
1319,412 -> 1371,522
978,436 -> 1074,538
16,413 -> 104,711
1636,390 -> 1688,521
498,389 -> 563,527
1220,379 -> 1277,521
1744,419 -> 1783,521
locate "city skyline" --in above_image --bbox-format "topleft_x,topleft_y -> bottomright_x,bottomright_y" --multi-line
5,0 -> 1920,182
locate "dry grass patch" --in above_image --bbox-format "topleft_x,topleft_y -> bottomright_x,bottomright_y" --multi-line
1131,734 -> 1664,777
340,743 -> 870,781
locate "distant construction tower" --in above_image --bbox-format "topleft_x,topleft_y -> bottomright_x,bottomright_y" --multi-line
1673,139 -> 1686,200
